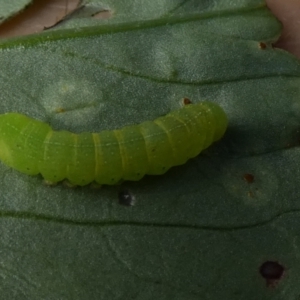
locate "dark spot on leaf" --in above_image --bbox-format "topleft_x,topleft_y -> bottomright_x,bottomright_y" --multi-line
171,69 -> 179,79
118,189 -> 135,206
259,261 -> 284,287
183,97 -> 192,105
259,42 -> 267,50
259,42 -> 267,49
260,261 -> 284,279
55,107 -> 66,113
247,191 -> 254,198
243,173 -> 254,183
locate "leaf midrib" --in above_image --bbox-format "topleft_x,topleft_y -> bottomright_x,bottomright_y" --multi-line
0,3 -> 267,49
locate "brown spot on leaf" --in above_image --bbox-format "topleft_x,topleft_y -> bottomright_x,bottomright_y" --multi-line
259,261 -> 285,287
243,173 -> 254,183
259,42 -> 267,49
183,97 -> 192,105
55,107 -> 66,113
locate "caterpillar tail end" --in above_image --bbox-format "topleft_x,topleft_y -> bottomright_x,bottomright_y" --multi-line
211,103 -> 228,142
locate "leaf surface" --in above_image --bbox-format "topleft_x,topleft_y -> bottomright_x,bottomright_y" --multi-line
0,1 -> 298,299
0,0 -> 32,23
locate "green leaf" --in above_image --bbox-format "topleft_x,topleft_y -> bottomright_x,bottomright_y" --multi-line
0,0 -> 32,23
0,1 -> 299,299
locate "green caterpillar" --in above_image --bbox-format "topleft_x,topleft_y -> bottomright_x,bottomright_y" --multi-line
0,102 -> 228,186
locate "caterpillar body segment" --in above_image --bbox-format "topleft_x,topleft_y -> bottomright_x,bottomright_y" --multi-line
0,102 -> 228,186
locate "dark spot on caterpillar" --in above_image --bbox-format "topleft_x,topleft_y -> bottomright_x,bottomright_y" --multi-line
259,42 -> 267,49
243,173 -> 254,183
259,261 -> 285,287
118,189 -> 135,206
